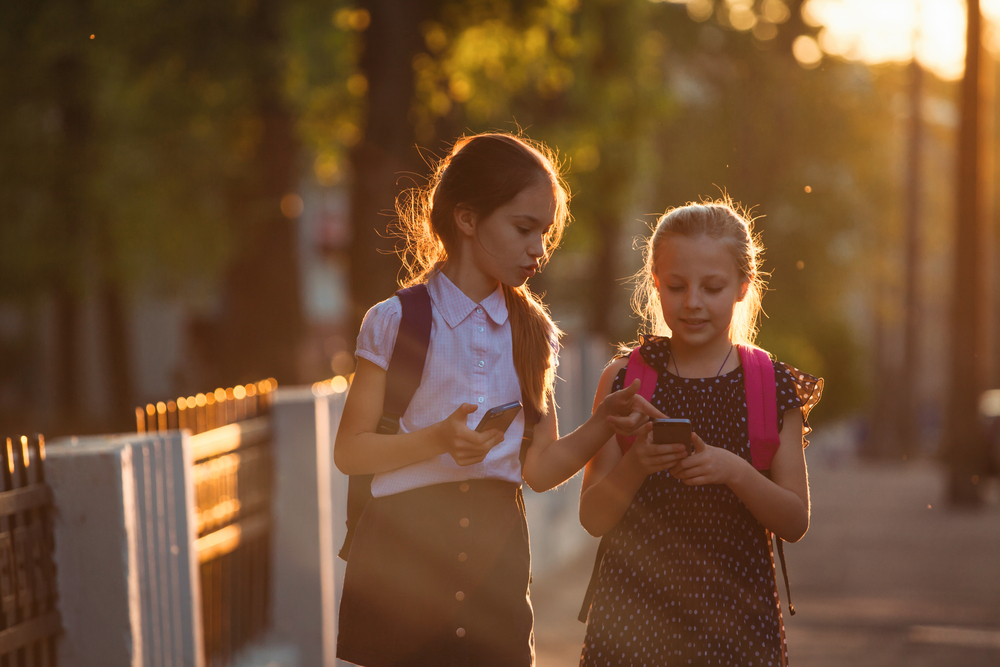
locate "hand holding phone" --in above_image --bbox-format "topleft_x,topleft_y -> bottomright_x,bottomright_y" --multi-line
652,418 -> 693,455
475,401 -> 522,435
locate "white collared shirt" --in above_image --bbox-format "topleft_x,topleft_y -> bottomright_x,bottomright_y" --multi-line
355,270 -> 552,497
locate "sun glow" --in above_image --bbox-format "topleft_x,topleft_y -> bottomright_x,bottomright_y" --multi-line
803,0 -> 1000,80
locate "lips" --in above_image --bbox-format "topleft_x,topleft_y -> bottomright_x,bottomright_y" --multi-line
521,264 -> 538,278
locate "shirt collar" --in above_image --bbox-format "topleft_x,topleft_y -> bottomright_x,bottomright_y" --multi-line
428,270 -> 509,328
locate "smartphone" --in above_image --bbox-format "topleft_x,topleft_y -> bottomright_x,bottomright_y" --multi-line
475,401 -> 522,434
652,418 -> 693,454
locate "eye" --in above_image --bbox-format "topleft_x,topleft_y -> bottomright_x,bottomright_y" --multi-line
516,226 -> 531,235
667,284 -> 685,292
705,286 -> 723,294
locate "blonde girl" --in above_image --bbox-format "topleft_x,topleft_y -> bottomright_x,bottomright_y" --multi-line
578,201 -> 822,666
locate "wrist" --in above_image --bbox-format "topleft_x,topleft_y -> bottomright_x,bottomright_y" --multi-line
726,451 -> 753,490
590,401 -> 614,438
621,446 -> 647,480
429,420 -> 448,455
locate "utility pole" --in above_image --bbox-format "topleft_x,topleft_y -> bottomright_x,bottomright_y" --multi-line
947,0 -> 991,506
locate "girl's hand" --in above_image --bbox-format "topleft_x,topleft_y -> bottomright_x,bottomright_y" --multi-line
437,403 -> 506,466
625,422 -> 690,476
603,380 -> 667,439
668,432 -> 746,486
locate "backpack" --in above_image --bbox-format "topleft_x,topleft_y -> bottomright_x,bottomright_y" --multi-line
338,283 -> 540,561
577,343 -> 795,622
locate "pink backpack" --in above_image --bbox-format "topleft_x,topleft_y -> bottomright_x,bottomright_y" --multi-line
578,342 -> 796,623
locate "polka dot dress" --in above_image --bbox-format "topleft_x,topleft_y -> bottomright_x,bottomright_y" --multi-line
581,337 -> 823,667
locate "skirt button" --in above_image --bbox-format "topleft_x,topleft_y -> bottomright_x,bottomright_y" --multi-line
456,628 -> 466,638
459,518 -> 470,528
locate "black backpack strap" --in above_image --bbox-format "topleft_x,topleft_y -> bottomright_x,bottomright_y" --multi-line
759,469 -> 795,616
339,284 -> 432,561
775,534 -> 795,616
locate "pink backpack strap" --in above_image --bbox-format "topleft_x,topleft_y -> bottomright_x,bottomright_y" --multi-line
615,346 -> 658,453
738,345 -> 780,471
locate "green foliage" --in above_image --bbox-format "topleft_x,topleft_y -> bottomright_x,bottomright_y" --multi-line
0,0 -> 938,424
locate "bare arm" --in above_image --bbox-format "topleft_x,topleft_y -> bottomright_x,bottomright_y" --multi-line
578,359 -> 692,536
669,408 -> 810,542
333,358 -> 504,475
521,359 -> 663,493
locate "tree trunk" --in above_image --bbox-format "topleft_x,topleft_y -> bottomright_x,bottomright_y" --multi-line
51,19 -> 90,431
947,0 -> 989,506
900,59 -> 923,456
218,0 -> 304,387
349,0 -> 438,338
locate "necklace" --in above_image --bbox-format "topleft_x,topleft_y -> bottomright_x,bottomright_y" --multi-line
671,343 -> 734,378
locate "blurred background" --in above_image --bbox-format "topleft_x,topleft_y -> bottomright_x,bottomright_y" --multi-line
5,0 -> 1000,496
3,0 -> 1000,664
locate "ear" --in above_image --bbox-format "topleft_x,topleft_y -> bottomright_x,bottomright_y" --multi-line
453,205 -> 477,238
737,279 -> 750,302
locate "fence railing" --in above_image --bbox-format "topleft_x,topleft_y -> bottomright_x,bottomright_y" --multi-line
136,380 -> 276,436
0,435 -> 60,666
138,381 -> 275,667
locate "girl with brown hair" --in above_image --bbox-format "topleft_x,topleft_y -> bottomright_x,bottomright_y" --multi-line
334,132 -> 652,667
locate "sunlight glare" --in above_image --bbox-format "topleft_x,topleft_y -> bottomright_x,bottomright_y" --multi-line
803,0 -> 974,80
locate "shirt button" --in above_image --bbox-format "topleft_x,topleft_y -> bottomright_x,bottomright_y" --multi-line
476,307 -> 483,314
456,628 -> 466,638
459,518 -> 470,528
478,326 -> 484,332
477,397 -> 484,404
458,552 -> 468,562
459,482 -> 470,492
477,360 -> 485,368
455,591 -> 465,601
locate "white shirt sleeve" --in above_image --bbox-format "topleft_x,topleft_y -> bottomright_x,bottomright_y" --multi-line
354,296 -> 402,371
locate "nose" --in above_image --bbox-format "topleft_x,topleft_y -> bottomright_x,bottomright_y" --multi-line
683,288 -> 702,311
528,233 -> 545,259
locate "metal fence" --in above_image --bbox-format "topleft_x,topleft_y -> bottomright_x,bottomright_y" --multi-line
0,435 -> 60,667
138,380 -> 275,667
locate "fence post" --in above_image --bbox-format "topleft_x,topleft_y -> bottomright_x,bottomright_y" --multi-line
269,386 -> 347,667
47,433 -> 204,667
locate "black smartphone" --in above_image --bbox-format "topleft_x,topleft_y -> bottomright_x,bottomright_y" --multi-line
652,418 -> 693,454
475,401 -> 522,434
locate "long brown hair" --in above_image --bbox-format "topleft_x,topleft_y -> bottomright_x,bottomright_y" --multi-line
632,198 -> 766,347
396,133 -> 570,414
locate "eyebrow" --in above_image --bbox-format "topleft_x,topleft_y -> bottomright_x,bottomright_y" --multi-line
666,273 -> 729,281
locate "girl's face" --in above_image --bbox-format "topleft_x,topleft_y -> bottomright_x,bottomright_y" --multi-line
653,233 -> 748,349
469,178 -> 556,287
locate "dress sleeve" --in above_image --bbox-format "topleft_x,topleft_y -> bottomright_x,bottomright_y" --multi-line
610,366 -> 627,394
354,296 -> 402,371
774,361 -> 824,445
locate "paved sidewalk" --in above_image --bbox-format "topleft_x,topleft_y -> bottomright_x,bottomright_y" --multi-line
530,459 -> 1000,666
